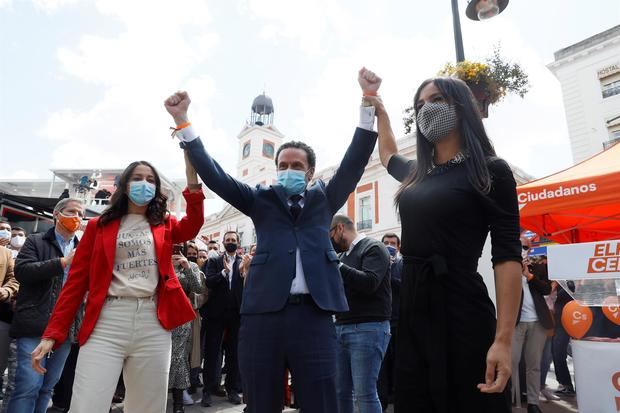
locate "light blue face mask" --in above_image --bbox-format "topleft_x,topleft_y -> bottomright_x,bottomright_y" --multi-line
128,180 -> 156,206
277,170 -> 307,197
0,229 -> 10,241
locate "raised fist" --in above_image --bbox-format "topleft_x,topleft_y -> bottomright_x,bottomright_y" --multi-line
164,91 -> 191,124
358,67 -> 382,95
361,95 -> 386,115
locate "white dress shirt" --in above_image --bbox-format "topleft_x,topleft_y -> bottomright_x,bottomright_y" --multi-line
176,104 -> 377,295
221,253 -> 236,289
345,233 -> 366,256
287,194 -> 310,294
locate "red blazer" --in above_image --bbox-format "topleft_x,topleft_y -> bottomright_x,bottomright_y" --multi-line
43,188 -> 205,347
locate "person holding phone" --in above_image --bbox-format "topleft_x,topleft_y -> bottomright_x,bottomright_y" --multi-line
169,243 -> 205,413
30,152 -> 204,413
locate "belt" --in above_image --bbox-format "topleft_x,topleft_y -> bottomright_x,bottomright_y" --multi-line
105,295 -> 155,301
287,294 -> 315,305
401,255 -> 449,413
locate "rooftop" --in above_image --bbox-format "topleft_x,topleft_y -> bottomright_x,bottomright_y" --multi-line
553,25 -> 620,61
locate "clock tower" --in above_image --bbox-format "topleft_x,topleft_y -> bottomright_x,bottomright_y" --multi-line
236,93 -> 284,186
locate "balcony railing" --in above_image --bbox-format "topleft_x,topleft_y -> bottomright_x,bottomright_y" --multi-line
357,219 -> 372,231
603,137 -> 620,150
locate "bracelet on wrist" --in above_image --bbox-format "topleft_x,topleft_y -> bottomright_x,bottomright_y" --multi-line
170,122 -> 191,137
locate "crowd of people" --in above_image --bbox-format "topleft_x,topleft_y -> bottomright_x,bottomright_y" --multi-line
0,67 -> 611,413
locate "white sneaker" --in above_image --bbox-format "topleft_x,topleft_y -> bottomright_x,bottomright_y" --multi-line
541,387 -> 560,401
183,390 -> 194,405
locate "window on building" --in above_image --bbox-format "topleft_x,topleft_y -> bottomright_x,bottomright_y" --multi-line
604,114 -> 620,149
262,140 -> 275,159
604,127 -> 620,150
357,196 -> 372,231
602,79 -> 620,99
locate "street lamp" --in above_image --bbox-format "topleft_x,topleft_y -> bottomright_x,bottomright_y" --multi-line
451,0 -> 509,62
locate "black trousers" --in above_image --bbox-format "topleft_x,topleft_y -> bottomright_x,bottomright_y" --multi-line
239,301 -> 338,413
202,314 -> 241,394
377,324 -> 397,409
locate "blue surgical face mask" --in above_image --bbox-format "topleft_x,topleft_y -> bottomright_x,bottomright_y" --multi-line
0,230 -> 10,241
128,180 -> 156,206
386,245 -> 397,257
277,170 -> 307,196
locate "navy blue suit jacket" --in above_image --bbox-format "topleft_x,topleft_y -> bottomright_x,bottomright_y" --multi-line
183,127 -> 378,314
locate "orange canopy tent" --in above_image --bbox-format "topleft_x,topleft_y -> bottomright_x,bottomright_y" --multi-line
517,143 -> 620,244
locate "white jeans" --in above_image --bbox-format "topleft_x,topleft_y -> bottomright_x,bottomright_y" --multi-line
69,297 -> 171,413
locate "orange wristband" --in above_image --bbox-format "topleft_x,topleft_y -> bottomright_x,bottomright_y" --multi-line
363,92 -> 378,97
175,122 -> 191,130
170,122 -> 191,137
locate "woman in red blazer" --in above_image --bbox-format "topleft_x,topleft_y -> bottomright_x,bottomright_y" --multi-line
31,152 -> 204,413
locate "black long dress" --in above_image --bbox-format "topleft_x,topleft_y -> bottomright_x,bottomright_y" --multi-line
387,154 -> 522,413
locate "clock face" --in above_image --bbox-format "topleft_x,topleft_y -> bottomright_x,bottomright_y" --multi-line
243,142 -> 251,158
262,141 -> 275,159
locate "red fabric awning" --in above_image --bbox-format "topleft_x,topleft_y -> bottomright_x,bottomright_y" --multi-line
517,143 -> 620,244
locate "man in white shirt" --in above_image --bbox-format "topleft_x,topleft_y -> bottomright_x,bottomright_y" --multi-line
201,231 -> 244,406
512,238 -> 553,413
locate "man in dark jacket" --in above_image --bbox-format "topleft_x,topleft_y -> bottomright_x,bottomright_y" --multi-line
511,238 -> 553,413
8,198 -> 84,413
200,231 -> 243,407
377,232 -> 402,411
330,214 -> 391,413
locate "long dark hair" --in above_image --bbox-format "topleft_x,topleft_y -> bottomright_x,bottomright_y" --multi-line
395,77 -> 497,205
99,161 -> 169,226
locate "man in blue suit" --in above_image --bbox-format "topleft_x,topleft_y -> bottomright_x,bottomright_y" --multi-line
165,68 -> 382,413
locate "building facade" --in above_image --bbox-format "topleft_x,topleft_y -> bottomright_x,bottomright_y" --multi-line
198,93 -> 533,302
548,25 -> 620,163
0,168 -> 194,234
199,94 -> 532,248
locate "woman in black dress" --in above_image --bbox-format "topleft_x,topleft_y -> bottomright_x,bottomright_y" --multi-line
359,69 -> 522,412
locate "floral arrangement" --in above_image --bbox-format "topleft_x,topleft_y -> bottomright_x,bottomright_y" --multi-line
403,46 -> 530,130
439,47 -> 529,105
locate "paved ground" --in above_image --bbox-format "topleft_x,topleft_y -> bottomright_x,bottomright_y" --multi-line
160,398 -> 579,413
106,357 -> 582,413
162,351 -> 580,413
160,387 -> 579,413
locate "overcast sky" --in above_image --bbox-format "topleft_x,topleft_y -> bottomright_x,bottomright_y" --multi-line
1,0 -> 619,215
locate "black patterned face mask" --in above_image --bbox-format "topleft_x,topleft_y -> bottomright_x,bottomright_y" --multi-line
417,102 -> 458,144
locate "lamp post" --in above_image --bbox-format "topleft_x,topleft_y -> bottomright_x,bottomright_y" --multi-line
451,0 -> 466,62
451,0 -> 510,62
